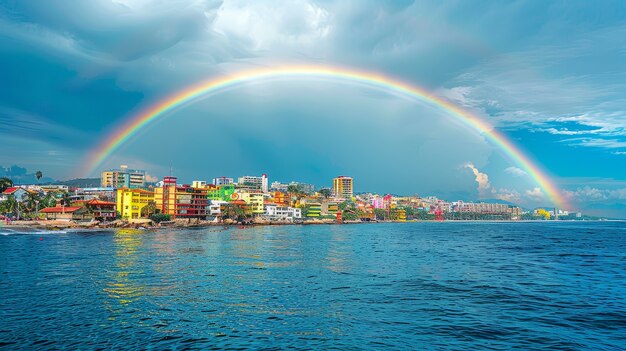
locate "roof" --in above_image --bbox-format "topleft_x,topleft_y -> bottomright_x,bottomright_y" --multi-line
87,199 -> 116,206
118,187 -> 153,194
74,199 -> 116,206
2,187 -> 22,194
40,206 -> 83,213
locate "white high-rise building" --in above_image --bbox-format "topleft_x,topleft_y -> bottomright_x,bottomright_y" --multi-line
237,174 -> 269,193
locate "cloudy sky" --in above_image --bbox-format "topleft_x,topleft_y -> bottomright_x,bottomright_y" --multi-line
1,0 -> 625,216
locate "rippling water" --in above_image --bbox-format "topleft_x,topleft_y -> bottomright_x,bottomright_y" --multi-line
1,222 -> 625,350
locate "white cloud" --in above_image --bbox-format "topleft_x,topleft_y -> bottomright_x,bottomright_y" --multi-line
464,162 -> 493,197
525,187 -> 545,201
212,0 -> 330,51
494,188 -> 521,203
562,138 -> 626,150
504,166 -> 527,177
563,186 -> 626,202
441,23 -> 626,154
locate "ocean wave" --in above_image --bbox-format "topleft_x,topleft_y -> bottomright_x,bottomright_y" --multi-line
0,228 -> 68,235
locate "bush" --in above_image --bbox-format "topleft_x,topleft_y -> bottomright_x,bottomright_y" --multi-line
150,213 -> 171,223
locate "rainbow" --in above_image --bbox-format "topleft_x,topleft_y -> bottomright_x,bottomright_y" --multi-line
83,65 -> 567,208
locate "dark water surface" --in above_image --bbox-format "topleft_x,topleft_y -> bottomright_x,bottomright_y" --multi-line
1,222 -> 625,350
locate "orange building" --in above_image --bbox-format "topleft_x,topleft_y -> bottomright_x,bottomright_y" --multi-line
273,191 -> 288,206
154,176 -> 208,219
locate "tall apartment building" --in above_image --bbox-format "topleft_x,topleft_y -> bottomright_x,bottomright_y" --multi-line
237,174 -> 268,193
333,176 -> 353,199
154,176 -> 208,219
101,165 -> 146,189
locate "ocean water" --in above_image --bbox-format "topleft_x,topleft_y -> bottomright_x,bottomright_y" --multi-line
1,222 -> 625,350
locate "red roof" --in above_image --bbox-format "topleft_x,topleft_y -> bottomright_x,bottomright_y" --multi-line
2,187 -> 21,194
74,199 -> 116,206
88,199 -> 115,206
40,206 -> 82,213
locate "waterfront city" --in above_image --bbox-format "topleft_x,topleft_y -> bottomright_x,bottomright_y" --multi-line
1,165 -> 584,230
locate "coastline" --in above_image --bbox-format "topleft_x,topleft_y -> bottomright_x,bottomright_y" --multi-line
2,218 -> 619,233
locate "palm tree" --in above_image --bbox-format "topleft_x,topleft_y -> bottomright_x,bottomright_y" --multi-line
25,192 -> 39,214
60,192 -> 71,206
35,171 -> 43,183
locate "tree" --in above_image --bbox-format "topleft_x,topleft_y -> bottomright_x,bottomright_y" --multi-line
287,184 -> 300,194
141,200 -> 157,218
0,177 -> 13,193
150,213 -> 171,223
535,208 -> 551,220
374,208 -> 387,221
60,192 -> 71,206
35,171 -> 43,183
319,188 -> 332,198
24,192 -> 39,214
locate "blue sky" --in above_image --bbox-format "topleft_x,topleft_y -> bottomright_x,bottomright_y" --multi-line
0,0 -> 625,217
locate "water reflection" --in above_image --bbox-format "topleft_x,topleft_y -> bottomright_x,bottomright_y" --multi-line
325,225 -> 354,273
103,229 -> 145,307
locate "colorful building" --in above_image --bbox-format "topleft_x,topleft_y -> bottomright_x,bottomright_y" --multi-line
321,202 -> 339,216
207,184 -> 236,202
234,191 -> 265,215
333,176 -> 353,199
305,202 -> 321,218
101,165 -> 146,189
154,176 -> 208,219
272,191 -> 288,206
116,188 -> 155,220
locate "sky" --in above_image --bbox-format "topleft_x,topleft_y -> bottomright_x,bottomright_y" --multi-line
0,0 -> 625,217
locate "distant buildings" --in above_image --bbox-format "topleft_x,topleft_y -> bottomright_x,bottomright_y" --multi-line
237,174 -> 268,193
271,181 -> 315,194
212,177 -> 234,186
454,201 -> 510,214
333,176 -> 353,199
101,165 -> 146,189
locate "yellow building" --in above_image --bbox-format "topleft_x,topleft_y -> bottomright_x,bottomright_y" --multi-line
116,188 -> 155,220
235,191 -> 265,214
391,208 -> 407,222
333,176 -> 353,199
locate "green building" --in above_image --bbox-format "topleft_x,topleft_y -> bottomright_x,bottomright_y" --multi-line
306,202 -> 321,218
207,184 -> 236,202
